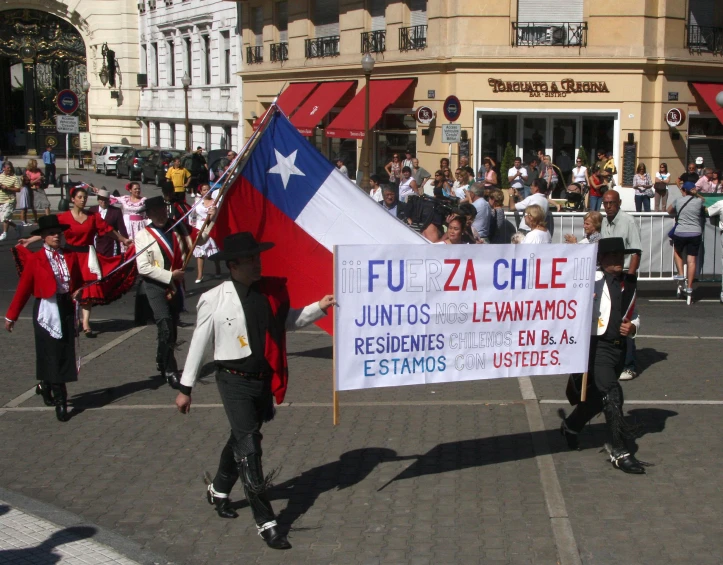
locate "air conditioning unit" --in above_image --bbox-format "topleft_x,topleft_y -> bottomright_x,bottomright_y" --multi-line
547,26 -> 566,45
137,73 -> 148,88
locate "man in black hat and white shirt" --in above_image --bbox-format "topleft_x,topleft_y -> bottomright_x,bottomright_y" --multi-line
560,237 -> 647,474
175,232 -> 334,550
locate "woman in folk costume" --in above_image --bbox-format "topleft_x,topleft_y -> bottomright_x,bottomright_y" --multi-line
134,196 -> 216,388
108,181 -> 147,243
191,182 -> 221,283
20,186 -> 136,337
5,216 -> 85,422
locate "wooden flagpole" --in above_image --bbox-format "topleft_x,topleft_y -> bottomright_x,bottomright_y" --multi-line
580,372 -> 588,402
332,246 -> 340,425
181,104 -> 279,269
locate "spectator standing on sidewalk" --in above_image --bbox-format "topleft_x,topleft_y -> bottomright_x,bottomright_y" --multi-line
654,163 -> 671,211
600,190 -> 642,381
695,169 -> 717,193
668,182 -> 705,304
411,158 -> 430,188
632,163 -> 653,212
402,149 -> 414,170
22,159 -> 51,224
677,162 -> 699,189
166,158 -> 192,201
42,146 -> 56,187
466,183 -> 492,242
0,161 -> 22,241
705,196 -> 723,303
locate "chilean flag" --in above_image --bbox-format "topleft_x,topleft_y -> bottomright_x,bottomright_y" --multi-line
211,109 -> 427,334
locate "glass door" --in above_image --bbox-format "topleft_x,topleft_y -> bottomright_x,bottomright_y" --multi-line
552,118 -> 577,190
522,117 -> 547,165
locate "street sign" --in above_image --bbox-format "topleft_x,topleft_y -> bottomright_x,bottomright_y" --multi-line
56,115 -> 79,134
665,108 -> 686,128
443,95 -> 461,122
79,132 -> 92,151
441,124 -> 462,144
414,106 -> 435,125
56,89 -> 79,115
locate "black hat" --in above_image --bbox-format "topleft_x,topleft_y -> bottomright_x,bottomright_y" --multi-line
145,196 -> 167,211
597,237 -> 640,256
31,214 -> 70,236
209,232 -> 274,261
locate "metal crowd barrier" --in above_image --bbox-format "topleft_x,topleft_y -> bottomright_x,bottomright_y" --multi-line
504,211 -> 721,282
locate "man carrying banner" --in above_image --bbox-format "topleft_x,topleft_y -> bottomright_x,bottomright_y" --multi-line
135,196 -> 215,388
174,232 -> 334,550
560,237 -> 647,474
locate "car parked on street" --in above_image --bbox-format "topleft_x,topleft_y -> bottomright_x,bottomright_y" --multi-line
115,148 -> 156,181
140,148 -> 185,185
94,145 -> 132,176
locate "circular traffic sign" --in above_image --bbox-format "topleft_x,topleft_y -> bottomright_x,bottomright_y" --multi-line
57,89 -> 79,115
443,95 -> 461,122
665,108 -> 685,128
415,106 -> 435,125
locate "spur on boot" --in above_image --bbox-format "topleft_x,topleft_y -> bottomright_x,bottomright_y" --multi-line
35,383 -> 54,407
609,449 -> 645,474
258,523 -> 291,550
206,485 -> 238,519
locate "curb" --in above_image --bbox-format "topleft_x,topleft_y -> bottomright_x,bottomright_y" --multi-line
0,486 -> 179,565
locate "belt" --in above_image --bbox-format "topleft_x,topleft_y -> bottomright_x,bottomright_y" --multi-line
597,337 -> 624,346
218,367 -> 270,379
128,214 -> 144,221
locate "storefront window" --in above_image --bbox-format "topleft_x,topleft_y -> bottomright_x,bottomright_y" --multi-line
690,116 -> 723,137
552,118 -> 576,184
480,115 -> 517,164
522,117 -> 546,164
581,117 -> 615,164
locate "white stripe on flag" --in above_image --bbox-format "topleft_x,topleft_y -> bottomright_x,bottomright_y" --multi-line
295,169 -> 427,250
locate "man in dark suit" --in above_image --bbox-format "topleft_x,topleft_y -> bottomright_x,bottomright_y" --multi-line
89,189 -> 127,257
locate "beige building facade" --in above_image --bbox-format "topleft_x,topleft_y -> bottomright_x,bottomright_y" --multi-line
237,0 -> 723,186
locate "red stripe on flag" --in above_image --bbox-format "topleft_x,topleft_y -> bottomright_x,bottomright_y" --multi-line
211,176 -> 334,335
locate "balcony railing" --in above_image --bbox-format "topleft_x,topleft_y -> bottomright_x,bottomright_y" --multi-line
686,25 -> 723,54
246,46 -> 263,64
270,42 -> 288,62
361,30 -> 386,53
399,25 -> 427,51
305,35 -> 340,58
512,22 -> 587,47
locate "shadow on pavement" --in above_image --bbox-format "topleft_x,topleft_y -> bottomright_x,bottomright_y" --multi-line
289,346 -> 333,360
87,318 -> 138,335
636,347 -> 669,374
0,524 -> 96,564
69,374 -> 169,412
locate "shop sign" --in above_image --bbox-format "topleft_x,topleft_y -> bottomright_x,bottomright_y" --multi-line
488,78 -> 610,98
415,106 -> 435,125
665,108 -> 686,128
442,124 -> 462,143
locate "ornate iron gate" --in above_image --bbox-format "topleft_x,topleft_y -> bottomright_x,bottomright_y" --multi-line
0,9 -> 87,155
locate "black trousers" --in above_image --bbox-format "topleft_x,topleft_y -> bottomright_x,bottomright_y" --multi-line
33,294 -> 77,383
141,279 -> 180,374
44,164 -> 56,187
212,370 -> 276,526
566,338 -> 626,435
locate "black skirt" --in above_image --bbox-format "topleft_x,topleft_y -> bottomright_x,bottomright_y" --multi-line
32,294 -> 77,383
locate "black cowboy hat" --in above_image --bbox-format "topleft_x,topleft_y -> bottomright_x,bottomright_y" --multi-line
209,232 -> 274,261
598,237 -> 640,256
31,215 -> 70,236
144,196 -> 167,211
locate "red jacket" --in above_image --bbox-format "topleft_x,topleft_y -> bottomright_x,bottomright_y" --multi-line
6,246 -> 84,322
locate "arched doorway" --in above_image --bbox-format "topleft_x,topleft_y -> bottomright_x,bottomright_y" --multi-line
0,9 -> 87,156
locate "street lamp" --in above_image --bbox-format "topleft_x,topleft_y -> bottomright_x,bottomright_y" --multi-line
716,90 -> 723,109
182,72 -> 191,151
361,53 -> 375,191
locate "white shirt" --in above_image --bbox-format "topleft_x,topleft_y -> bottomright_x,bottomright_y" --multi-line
369,186 -> 384,202
572,166 -> 588,184
515,193 -> 549,231
508,166 -> 527,189
707,199 -> 723,231
399,177 -> 416,202
522,229 -> 552,244
44,244 -> 70,294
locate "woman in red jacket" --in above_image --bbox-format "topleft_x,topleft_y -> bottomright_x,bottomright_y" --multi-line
5,215 -> 84,422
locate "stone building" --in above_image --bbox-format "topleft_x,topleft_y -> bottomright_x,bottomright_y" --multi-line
137,0 -> 243,151
236,0 -> 723,185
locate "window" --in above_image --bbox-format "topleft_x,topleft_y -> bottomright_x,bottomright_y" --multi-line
689,0 -> 718,27
140,44 -> 147,75
167,39 -> 176,86
515,0 -> 584,46
151,42 -> 159,86
205,125 -> 211,150
313,0 -> 339,37
223,126 -> 232,150
370,0 -> 386,31
203,34 -> 211,85
276,1 -> 288,42
184,36 -> 192,84
688,0 -> 722,53
517,0 -> 582,22
170,123 -> 176,148
155,122 -> 161,146
408,0 -> 427,26
252,7 -> 263,46
221,31 -> 231,83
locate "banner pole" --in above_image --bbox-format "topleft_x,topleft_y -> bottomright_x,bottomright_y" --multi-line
332,246 -> 339,426
580,372 -> 588,402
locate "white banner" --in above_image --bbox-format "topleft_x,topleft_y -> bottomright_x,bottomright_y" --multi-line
334,244 -> 597,391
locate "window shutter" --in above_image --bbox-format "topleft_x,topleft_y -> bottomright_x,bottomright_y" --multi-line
517,0 -> 583,23
409,0 -> 427,26
314,0 -> 339,37
276,1 -> 288,42
689,0 -> 716,27
370,0 -> 386,31
252,7 -> 263,46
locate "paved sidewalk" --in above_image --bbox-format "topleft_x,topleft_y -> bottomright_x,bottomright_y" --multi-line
0,503 -> 140,564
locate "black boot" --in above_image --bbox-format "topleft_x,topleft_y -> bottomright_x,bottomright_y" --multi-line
602,385 -> 644,474
204,472 -> 238,519
51,384 -> 68,423
608,447 -> 646,474
259,524 -> 291,550
239,454 -> 288,549
164,371 -> 180,389
35,382 -> 54,407
559,419 -> 580,451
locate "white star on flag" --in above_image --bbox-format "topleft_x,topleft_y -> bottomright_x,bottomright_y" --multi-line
267,148 -> 305,189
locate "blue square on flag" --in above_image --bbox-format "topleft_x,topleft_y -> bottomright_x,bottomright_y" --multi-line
243,113 -> 335,221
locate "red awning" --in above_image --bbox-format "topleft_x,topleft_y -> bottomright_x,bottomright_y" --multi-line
291,81 -> 357,136
691,82 -> 723,126
252,82 -> 319,129
325,78 -> 415,138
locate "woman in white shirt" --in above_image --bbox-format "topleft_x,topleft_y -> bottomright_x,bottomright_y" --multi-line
522,204 -> 552,244
368,174 -> 384,202
654,162 -> 671,212
572,158 -> 590,186
398,166 -> 419,203
191,183 -> 221,283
